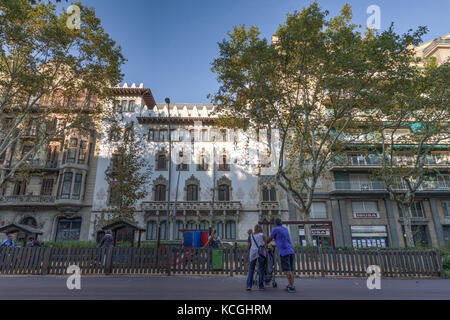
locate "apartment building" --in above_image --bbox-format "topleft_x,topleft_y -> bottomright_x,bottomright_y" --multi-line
91,83 -> 290,243
0,112 -> 99,243
1,36 -> 448,248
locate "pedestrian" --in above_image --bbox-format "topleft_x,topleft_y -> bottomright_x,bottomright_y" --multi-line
0,234 -> 15,247
31,240 -> 41,247
266,218 -> 296,293
247,229 -> 252,250
246,224 -> 266,291
202,229 -> 224,249
99,230 -> 114,248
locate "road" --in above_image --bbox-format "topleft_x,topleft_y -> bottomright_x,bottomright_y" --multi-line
0,276 -> 448,300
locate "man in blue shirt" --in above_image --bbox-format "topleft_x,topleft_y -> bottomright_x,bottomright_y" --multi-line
266,219 -> 296,292
0,234 -> 15,247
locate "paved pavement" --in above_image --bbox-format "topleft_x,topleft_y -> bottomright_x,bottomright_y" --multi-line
0,276 -> 449,300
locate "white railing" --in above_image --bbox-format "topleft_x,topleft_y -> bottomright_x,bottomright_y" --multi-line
0,195 -> 56,204
142,201 -> 242,212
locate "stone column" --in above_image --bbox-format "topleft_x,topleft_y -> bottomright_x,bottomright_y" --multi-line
428,198 -> 444,246
384,198 -> 400,247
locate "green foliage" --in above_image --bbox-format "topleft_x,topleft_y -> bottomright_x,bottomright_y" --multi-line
42,241 -> 97,248
105,122 -> 151,222
209,1 -> 429,246
0,0 -> 125,184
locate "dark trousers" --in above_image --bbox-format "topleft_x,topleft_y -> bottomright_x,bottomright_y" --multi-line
246,256 -> 265,288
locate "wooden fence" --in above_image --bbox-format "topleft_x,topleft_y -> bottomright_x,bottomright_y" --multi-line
0,247 -> 444,278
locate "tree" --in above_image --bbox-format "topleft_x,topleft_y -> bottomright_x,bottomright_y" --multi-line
209,2 -> 426,244
0,0 -> 124,185
370,60 -> 450,247
104,120 -> 151,222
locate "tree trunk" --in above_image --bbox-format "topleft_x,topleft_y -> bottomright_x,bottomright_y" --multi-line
304,224 -> 314,246
400,204 -> 415,247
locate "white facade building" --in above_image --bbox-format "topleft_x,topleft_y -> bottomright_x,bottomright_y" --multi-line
91,84 -> 289,243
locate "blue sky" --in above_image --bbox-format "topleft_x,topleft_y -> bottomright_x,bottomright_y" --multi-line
71,0 -> 449,103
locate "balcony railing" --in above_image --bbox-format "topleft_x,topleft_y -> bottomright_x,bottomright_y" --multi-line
331,156 -> 449,168
0,195 -> 56,204
142,201 -> 242,212
333,181 -> 450,192
258,201 -> 280,211
423,38 -> 450,55
27,159 -> 59,169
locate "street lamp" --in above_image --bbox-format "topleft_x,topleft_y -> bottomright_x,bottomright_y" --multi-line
165,97 -> 172,242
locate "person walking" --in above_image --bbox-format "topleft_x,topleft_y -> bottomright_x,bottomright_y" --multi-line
99,230 -> 114,248
246,224 -> 266,291
0,234 -> 15,247
266,218 -> 296,293
203,229 -> 224,249
99,230 -> 114,266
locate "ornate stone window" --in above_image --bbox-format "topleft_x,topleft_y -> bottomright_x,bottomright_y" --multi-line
185,175 -> 200,201
218,149 -> 230,171
176,149 -> 189,171
262,186 -> 277,201
20,216 -> 37,227
186,220 -> 197,230
259,176 -> 278,202
155,150 -> 168,171
217,176 -> 232,201
225,220 -> 236,239
197,148 -> 209,171
175,220 -> 184,240
213,221 -> 224,239
146,220 -> 158,240
152,175 -> 168,201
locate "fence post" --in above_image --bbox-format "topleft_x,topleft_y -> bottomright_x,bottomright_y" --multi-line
229,248 -> 233,277
318,247 -> 325,277
167,248 -> 172,276
434,249 -> 444,278
104,248 -> 113,275
376,249 -> 383,277
41,248 -> 52,275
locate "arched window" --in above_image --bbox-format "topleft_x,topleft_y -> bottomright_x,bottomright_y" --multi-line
262,186 -> 277,201
155,184 -> 166,201
218,149 -> 229,171
225,221 -> 236,239
186,220 -> 197,230
214,221 -> 224,239
270,187 -> 277,201
218,184 -> 230,201
262,187 -> 269,201
159,221 -> 167,240
197,149 -> 208,171
187,184 -> 198,201
174,220 -> 184,240
55,217 -> 81,241
157,154 -> 167,170
199,220 -> 209,230
146,221 -> 157,240
21,216 -> 37,227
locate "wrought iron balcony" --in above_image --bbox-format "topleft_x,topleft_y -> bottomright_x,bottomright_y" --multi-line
332,181 -> 450,192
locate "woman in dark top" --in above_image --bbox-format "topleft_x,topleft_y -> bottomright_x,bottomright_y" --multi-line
100,230 -> 113,248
